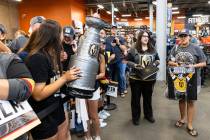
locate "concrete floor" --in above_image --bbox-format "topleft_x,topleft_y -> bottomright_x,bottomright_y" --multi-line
72,78 -> 210,140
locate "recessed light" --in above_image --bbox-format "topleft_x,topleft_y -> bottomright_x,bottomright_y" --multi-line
134,18 -> 143,21
114,8 -> 119,12
172,7 -> 179,10
97,4 -> 104,9
122,14 -> 131,17
172,11 -> 179,14
106,11 -> 111,14
177,16 -> 186,19
192,14 -> 202,17
152,1 -> 157,5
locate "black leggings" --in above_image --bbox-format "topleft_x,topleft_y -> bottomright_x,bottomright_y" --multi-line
129,79 -> 155,121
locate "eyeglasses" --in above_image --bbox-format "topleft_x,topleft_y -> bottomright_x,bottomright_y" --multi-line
142,35 -> 149,38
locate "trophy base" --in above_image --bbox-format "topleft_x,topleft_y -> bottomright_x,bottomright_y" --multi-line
67,87 -> 93,99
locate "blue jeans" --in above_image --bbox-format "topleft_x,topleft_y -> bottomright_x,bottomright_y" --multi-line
116,61 -> 127,93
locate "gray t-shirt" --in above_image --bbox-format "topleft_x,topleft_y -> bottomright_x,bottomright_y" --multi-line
168,44 -> 207,90
168,44 -> 206,65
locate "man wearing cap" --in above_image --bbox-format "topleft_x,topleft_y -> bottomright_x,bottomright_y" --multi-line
105,25 -> 127,97
62,26 -> 77,71
0,24 -> 11,52
168,30 -> 206,137
28,16 -> 45,35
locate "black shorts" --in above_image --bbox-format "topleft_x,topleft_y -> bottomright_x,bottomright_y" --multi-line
30,103 -> 65,139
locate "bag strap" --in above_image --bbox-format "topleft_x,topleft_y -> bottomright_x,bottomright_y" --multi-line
37,100 -> 60,119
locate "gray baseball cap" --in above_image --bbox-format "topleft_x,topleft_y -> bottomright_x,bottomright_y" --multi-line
30,16 -> 45,26
63,26 -> 75,37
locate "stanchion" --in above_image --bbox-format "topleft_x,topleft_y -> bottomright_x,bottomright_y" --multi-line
104,95 -> 117,110
104,81 -> 118,111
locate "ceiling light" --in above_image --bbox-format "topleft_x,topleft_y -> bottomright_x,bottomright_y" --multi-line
177,16 -> 186,19
97,4 -> 104,9
145,17 -> 149,19
14,0 -> 22,1
172,11 -> 179,14
121,19 -> 128,21
116,18 -> 119,20
114,8 -> 119,12
122,14 -> 131,17
134,18 -> 143,21
192,14 -> 202,17
208,1 -> 210,4
152,1 -> 157,5
172,7 -> 178,10
106,11 -> 111,14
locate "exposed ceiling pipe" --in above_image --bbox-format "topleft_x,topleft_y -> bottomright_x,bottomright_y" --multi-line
130,0 -> 138,17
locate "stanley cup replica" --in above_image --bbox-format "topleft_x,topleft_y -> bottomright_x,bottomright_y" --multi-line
68,16 -> 109,99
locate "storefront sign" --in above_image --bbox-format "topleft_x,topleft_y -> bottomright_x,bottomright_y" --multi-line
188,17 -> 209,24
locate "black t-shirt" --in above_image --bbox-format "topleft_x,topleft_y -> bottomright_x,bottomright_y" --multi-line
26,53 -> 59,113
7,59 -> 32,79
62,42 -> 75,71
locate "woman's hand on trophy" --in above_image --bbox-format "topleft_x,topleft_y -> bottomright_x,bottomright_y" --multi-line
62,66 -> 81,82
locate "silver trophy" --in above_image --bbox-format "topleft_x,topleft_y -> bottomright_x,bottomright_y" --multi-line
67,16 -> 109,99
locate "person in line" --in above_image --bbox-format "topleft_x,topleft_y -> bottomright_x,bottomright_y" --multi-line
9,30 -> 29,53
125,30 -> 160,125
125,34 -> 134,50
85,40 -> 106,140
0,24 -> 11,52
60,25 -> 78,140
28,16 -> 45,35
168,30 -> 206,137
62,26 -> 77,71
20,19 -> 81,140
0,52 -> 34,102
105,25 -> 127,97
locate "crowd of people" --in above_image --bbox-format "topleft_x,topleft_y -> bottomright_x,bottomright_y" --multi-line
0,12 -> 208,140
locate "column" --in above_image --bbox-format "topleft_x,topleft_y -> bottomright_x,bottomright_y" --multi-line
111,3 -> 114,25
156,0 -> 167,81
149,4 -> 154,32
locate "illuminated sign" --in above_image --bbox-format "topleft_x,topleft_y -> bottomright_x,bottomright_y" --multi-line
188,17 -> 209,24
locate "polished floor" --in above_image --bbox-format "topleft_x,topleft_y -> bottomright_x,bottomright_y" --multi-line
72,78 -> 210,140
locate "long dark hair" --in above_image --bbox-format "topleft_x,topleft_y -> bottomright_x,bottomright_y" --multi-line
20,19 -> 63,73
135,30 -> 154,53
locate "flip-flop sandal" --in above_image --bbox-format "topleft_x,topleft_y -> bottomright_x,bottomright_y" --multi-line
175,120 -> 185,128
187,127 -> 198,137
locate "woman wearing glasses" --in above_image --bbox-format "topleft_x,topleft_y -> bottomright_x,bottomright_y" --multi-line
125,30 -> 160,125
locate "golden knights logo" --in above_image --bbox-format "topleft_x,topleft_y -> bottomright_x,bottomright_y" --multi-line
89,44 -> 99,57
169,67 -> 194,96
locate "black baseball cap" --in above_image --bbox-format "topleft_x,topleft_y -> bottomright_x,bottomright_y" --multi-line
63,26 -> 75,37
178,30 -> 190,37
0,24 -> 6,34
111,25 -> 117,29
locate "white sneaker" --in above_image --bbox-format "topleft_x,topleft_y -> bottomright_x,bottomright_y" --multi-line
94,136 -> 101,140
101,110 -> 111,117
100,121 -> 107,128
98,111 -> 108,119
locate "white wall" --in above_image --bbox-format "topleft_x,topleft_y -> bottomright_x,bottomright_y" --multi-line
0,0 -> 19,39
